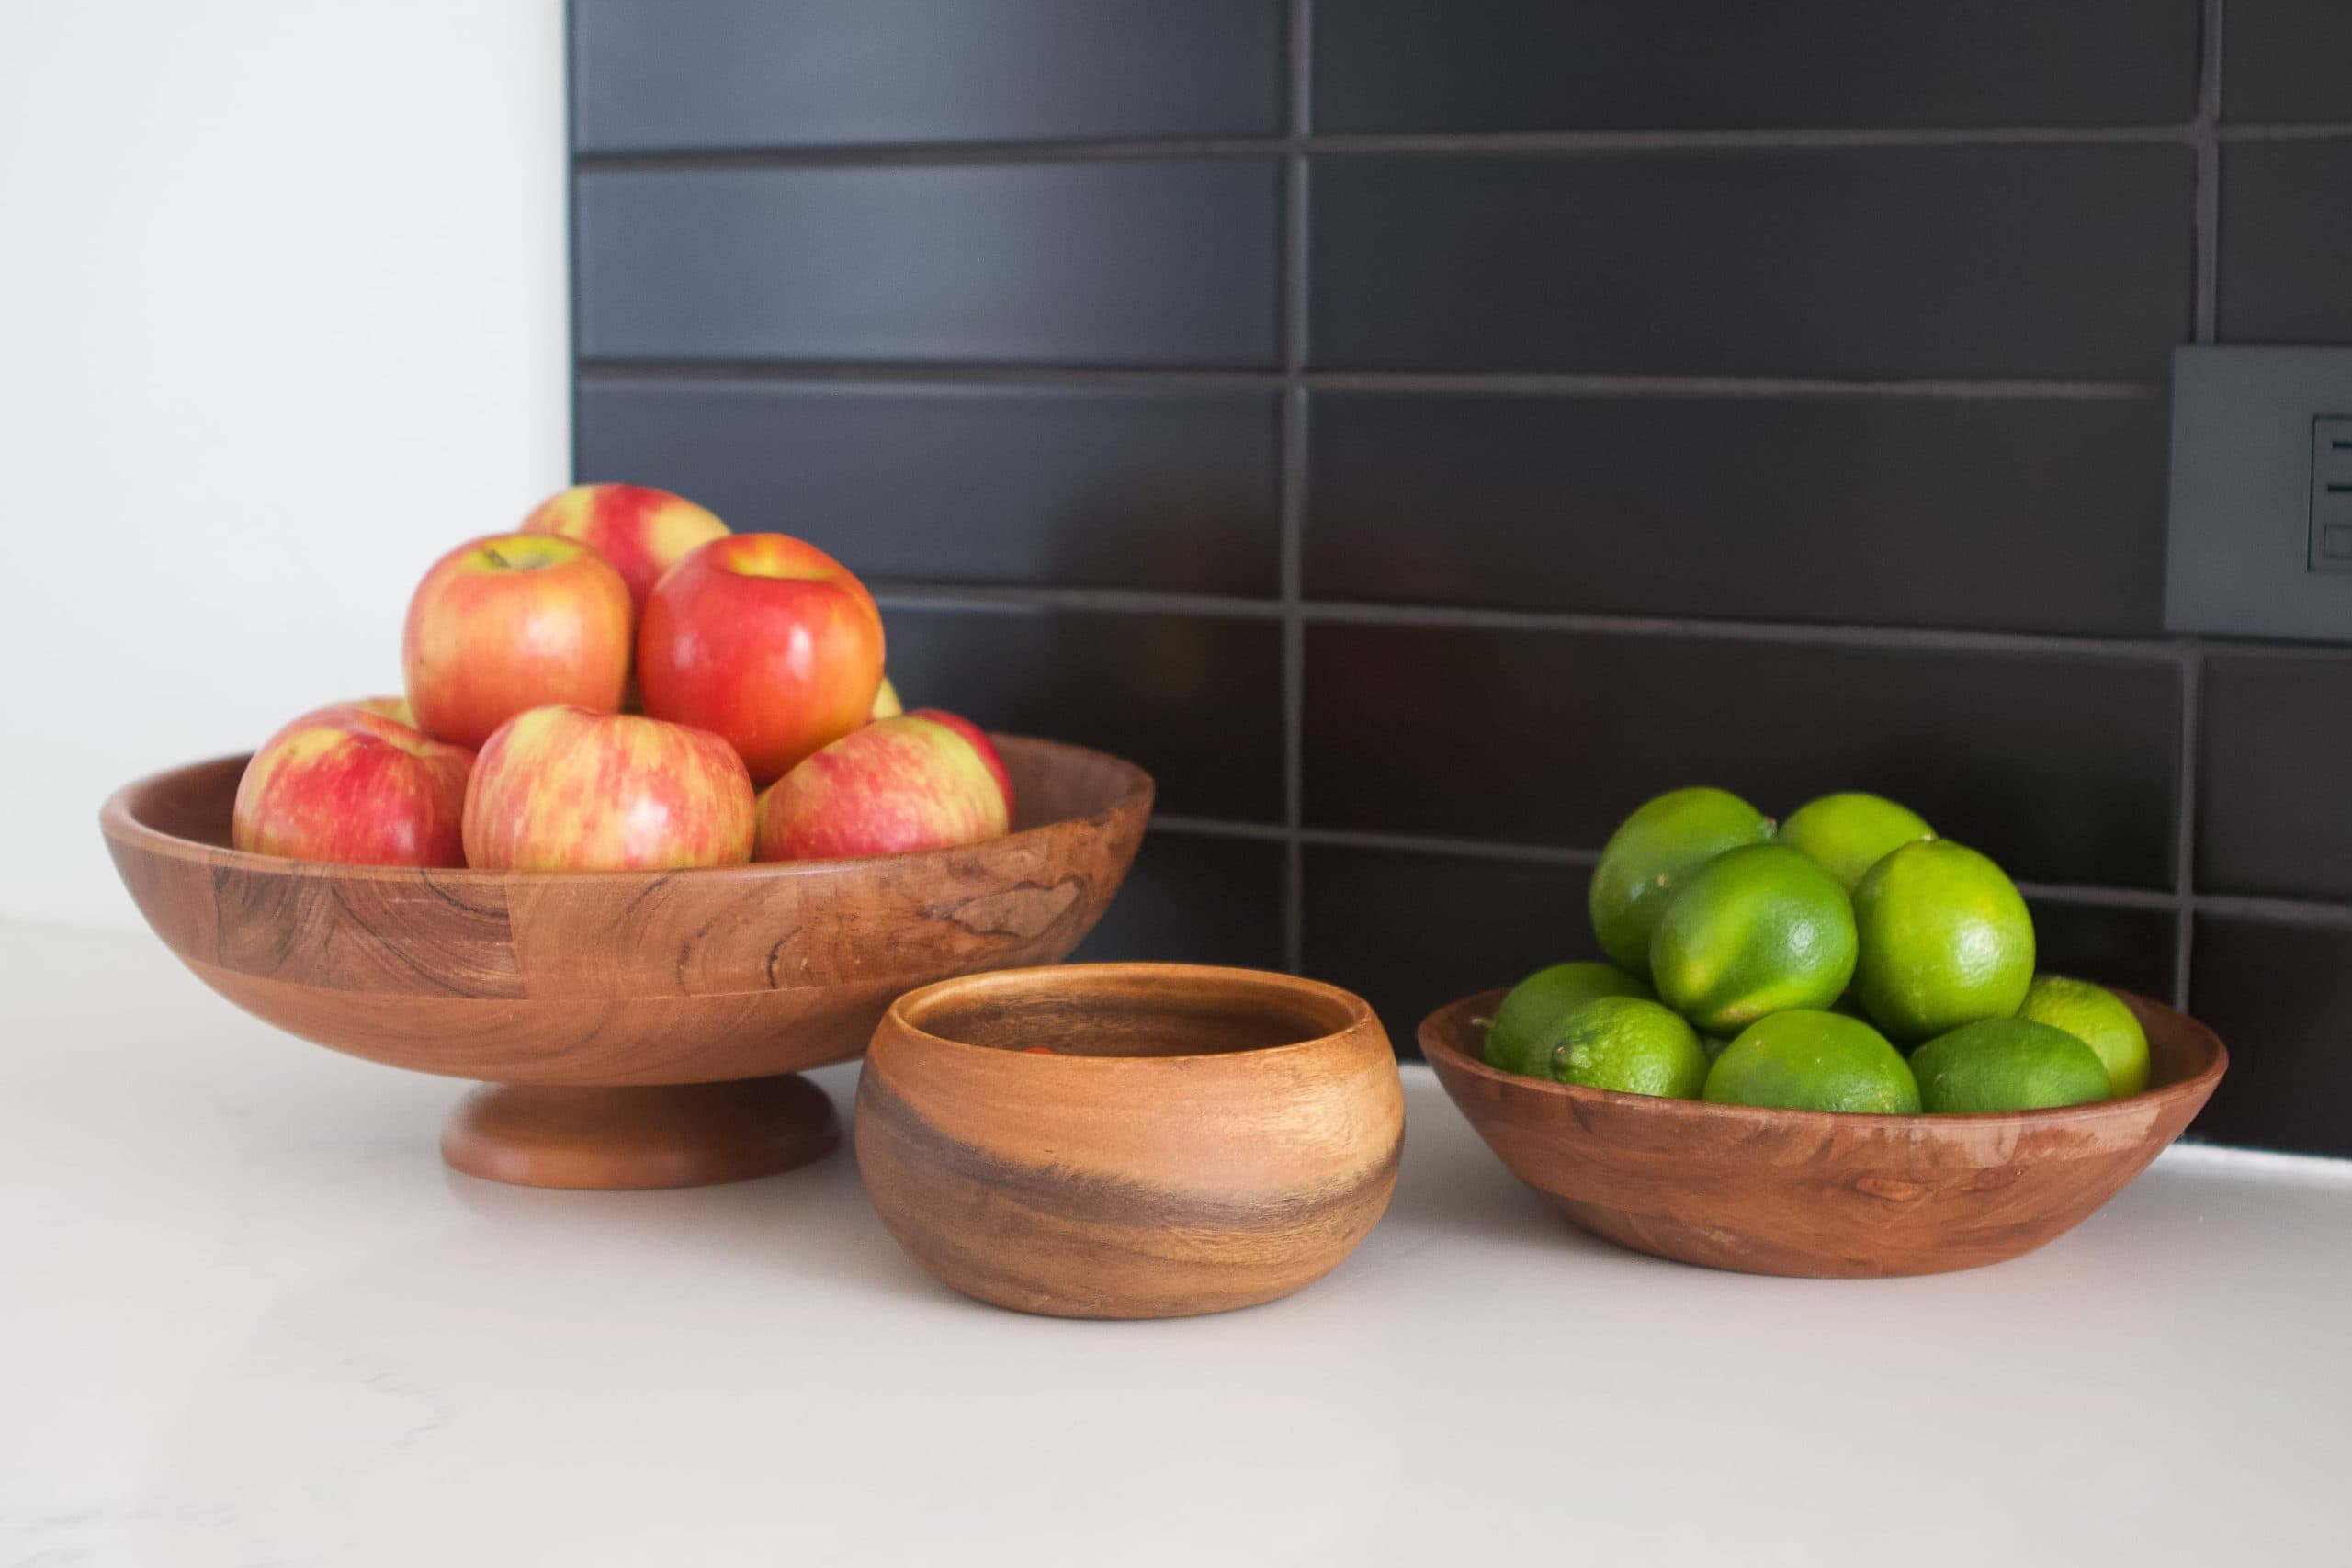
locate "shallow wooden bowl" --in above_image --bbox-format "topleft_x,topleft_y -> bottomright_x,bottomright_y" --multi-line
1420,987 -> 2227,1278
102,737 -> 1151,1190
855,964 -> 1404,1318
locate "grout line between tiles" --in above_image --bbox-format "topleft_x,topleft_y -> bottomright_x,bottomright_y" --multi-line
577,359 -> 2163,401
1150,814 -> 2352,931
571,120 -> 2352,173
2213,123 -> 2352,141
867,581 -> 2199,662
2192,0 -> 2223,344
2174,649 -> 2206,1007
2014,880 -> 2182,913
563,4 -> 583,480
1277,0 -> 1312,977
2195,893 -> 2352,930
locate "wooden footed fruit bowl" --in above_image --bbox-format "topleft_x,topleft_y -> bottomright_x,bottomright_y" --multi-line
101,736 -> 1151,1190
857,964 -> 1405,1319
1420,988 -> 2226,1279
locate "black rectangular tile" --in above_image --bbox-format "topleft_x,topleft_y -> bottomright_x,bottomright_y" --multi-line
1072,830 -> 1284,969
1313,0 -> 2198,134
1302,845 -> 1597,1057
1306,147 -> 2194,378
577,163 -> 1281,366
2197,653 -> 2352,900
1306,392 -> 2168,636
1303,625 -> 2179,887
2218,142 -> 2352,344
573,0 -> 1283,152
2222,0 -> 2352,124
2028,901 -> 2179,1005
2187,917 -> 2352,1156
579,380 -> 1281,595
880,606 -> 1282,822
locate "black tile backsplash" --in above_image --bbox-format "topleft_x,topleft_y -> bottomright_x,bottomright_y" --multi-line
571,2 -> 2352,1155
1307,148 -> 2194,378
576,163 -> 1281,365
579,379 -> 1281,595
2217,141 -> 2352,345
1073,830 -> 1286,972
877,606 -> 1283,824
2221,0 -> 2352,124
2027,901 -> 2181,1008
1304,625 -> 2179,888
2198,653 -> 2352,901
573,0 -> 1283,152
1307,392 -> 2170,636
2188,918 -> 2352,1157
1314,1 -> 2200,134
1301,845 -> 1598,1056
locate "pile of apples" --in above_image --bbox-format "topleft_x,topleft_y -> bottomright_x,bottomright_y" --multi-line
231,484 -> 1013,873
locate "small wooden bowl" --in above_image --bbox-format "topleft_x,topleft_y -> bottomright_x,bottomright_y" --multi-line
1420,987 -> 2227,1278
102,737 -> 1150,1190
855,964 -> 1405,1318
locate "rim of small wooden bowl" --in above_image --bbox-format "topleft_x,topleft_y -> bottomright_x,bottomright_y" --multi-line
1419,986 -> 2228,1134
98,732 -> 1154,888
883,962 -> 1382,1065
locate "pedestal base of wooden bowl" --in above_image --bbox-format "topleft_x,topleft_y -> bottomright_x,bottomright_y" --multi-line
440,1076 -> 840,1190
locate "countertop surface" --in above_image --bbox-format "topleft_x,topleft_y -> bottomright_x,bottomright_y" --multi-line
6,919 -> 2350,1568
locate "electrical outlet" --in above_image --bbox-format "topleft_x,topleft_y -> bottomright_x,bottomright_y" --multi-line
2311,417 -> 2352,574
2168,347 -> 2352,641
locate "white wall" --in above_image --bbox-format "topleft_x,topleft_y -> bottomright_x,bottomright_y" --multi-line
0,1 -> 571,928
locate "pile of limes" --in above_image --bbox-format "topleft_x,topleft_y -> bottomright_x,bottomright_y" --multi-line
1483,788 -> 2151,1114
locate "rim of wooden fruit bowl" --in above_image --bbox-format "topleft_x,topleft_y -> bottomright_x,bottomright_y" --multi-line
1419,986 -> 2229,1134
98,732 -> 1154,887
882,961 -> 1383,1066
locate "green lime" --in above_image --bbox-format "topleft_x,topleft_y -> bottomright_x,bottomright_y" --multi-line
1911,1017 -> 2112,1113
1702,1010 -> 1920,1114
1850,840 -> 2035,1043
1702,1034 -> 1733,1063
2017,975 -> 2150,1098
1779,792 -> 1934,892
1588,788 -> 1774,980
1537,997 -> 1709,1099
1484,961 -> 1653,1077
1648,844 -> 1857,1036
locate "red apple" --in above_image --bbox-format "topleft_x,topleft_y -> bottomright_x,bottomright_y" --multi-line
232,704 -> 475,866
402,533 -> 633,750
517,482 -> 730,617
754,714 -> 1009,862
907,707 -> 1014,819
869,675 -> 903,719
461,705 -> 755,872
638,533 -> 885,784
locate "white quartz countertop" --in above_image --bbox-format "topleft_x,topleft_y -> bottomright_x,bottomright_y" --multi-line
6,919 -> 2350,1568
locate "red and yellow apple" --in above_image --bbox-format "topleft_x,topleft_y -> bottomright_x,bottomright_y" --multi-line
754,714 -> 1009,862
517,482 -> 730,617
232,704 -> 475,866
352,694 -> 415,726
402,534 -> 633,750
870,675 -> 903,719
638,533 -> 885,784
461,705 -> 755,872
907,706 -> 1013,819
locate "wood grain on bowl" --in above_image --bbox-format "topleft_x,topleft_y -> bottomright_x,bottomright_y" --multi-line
1420,988 -> 2225,1278
856,964 -> 1405,1319
100,737 -> 1151,1189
